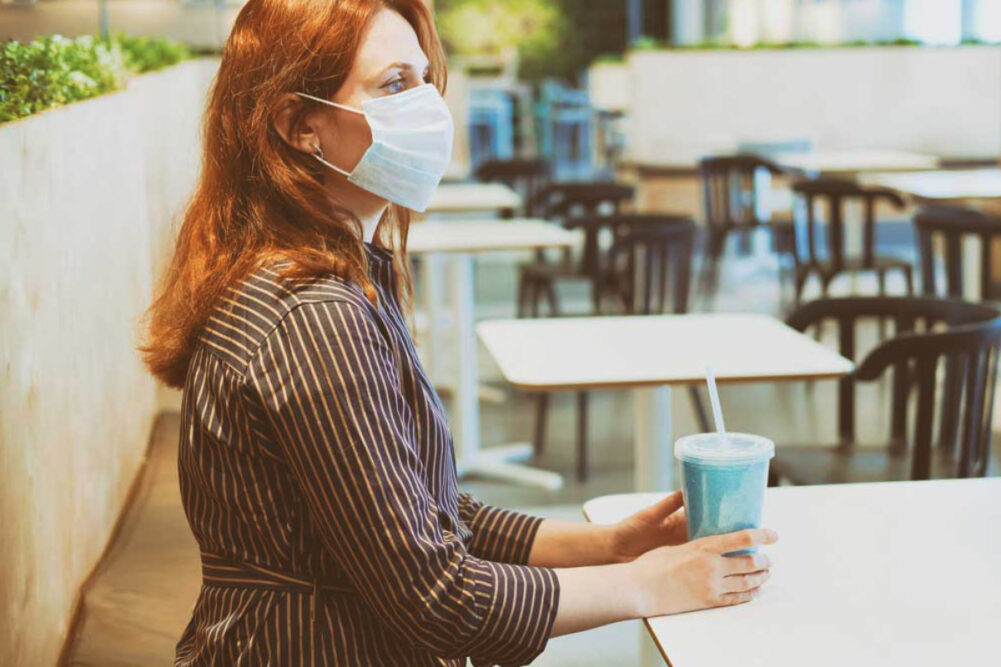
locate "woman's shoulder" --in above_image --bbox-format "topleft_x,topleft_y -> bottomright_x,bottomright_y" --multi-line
198,259 -> 379,376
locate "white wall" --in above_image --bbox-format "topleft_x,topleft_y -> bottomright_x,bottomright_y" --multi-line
623,46 -> 1001,164
0,59 -> 217,666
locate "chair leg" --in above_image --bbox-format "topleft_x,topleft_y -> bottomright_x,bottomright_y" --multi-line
876,269 -> 887,340
793,266 -> 809,307
576,391 -> 589,482
903,265 -> 914,296
533,393 -> 549,457
545,280 -> 561,317
688,386 -> 711,433
516,273 -> 528,318
530,280 -> 542,318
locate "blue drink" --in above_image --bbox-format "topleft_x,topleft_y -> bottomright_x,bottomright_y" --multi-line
675,433 -> 774,555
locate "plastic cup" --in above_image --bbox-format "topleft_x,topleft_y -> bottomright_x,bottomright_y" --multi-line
674,432 -> 775,555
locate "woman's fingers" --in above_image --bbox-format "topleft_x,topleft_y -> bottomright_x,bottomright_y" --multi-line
642,491 -> 684,520
722,552 -> 771,575
719,586 -> 763,606
700,528 -> 778,554
721,570 -> 770,594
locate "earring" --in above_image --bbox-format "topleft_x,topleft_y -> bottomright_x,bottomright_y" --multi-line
311,143 -> 324,159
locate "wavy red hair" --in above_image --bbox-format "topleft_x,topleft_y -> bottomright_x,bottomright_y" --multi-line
141,0 -> 445,388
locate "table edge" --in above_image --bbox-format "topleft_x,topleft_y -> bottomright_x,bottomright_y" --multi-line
497,370 -> 853,393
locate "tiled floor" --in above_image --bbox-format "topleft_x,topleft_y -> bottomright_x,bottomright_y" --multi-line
66,237 -> 1000,666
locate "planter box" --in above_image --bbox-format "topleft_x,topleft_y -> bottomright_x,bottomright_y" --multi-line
0,58 -> 218,667
624,46 -> 1001,165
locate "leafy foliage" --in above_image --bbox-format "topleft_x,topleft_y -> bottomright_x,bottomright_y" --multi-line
0,33 -> 191,124
437,0 -> 581,82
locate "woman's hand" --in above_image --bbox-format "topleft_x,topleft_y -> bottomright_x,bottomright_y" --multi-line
608,491 -> 689,563
627,527 -> 778,617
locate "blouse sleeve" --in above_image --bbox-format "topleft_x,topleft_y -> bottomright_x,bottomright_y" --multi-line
247,298 -> 560,667
458,493 -> 545,565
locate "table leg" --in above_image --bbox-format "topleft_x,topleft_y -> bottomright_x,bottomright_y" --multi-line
635,386 -> 680,667
634,385 -> 675,492
449,253 -> 563,490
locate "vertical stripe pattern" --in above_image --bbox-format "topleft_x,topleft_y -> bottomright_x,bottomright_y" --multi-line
174,244 -> 559,667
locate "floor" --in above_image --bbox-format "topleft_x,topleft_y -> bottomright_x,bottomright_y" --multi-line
66,231 -> 1001,666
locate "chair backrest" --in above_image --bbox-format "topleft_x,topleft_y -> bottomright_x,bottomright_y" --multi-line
533,181 -> 635,274
699,154 -> 783,231
604,215 -> 696,315
787,296 -> 1001,479
914,206 -> 1001,301
532,181 -> 635,219
791,178 -> 906,270
474,157 -> 551,217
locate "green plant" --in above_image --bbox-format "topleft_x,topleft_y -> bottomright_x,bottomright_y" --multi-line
0,33 -> 191,124
438,0 -> 578,82
114,33 -> 192,73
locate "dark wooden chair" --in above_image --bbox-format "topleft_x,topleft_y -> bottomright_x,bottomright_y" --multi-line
771,296 -> 1001,485
516,181 -> 635,317
533,215 -> 709,480
474,157 -> 551,217
914,206 -> 1001,301
698,155 -> 797,297
790,178 -> 913,304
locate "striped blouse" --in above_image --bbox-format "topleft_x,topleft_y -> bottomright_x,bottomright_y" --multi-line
174,244 -> 560,666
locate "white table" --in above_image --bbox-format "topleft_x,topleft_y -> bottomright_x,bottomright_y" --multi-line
425,183 -> 522,215
408,219 -> 580,490
773,149 -> 940,176
478,313 -> 853,492
583,478 -> 1001,667
865,169 -> 1001,300
864,168 -> 1001,202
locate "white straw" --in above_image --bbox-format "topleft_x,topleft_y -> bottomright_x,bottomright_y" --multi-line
705,365 -> 727,435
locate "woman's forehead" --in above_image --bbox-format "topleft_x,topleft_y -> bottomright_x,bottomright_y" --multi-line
354,9 -> 428,77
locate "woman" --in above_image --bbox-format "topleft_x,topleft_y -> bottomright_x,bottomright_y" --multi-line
142,0 -> 777,665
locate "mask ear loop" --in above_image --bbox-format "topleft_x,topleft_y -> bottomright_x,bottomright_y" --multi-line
296,92 -> 364,177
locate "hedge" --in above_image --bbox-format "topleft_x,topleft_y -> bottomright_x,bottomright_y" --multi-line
0,33 -> 192,124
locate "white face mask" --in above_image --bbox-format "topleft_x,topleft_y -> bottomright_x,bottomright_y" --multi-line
296,83 -> 454,212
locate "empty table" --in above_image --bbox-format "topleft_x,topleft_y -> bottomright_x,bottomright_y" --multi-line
583,478 -> 1001,667
478,313 -> 853,491
408,219 -> 580,490
773,149 -> 940,176
864,168 -> 1001,203
425,183 -> 522,215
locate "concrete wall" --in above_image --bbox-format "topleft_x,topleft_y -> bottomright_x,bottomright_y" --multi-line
615,45 -> 1001,164
0,59 -> 217,666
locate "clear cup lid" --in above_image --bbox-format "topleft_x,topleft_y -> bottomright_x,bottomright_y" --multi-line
674,432 -> 775,466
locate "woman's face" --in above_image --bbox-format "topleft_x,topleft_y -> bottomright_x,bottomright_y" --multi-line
314,8 -> 431,185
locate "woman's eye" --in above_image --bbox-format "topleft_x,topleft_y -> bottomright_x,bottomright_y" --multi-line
384,77 -> 406,94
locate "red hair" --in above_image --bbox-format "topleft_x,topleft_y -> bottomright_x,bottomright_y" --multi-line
141,0 -> 446,388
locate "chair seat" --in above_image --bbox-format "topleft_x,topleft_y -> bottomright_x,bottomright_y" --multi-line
809,255 -> 912,276
772,443 -> 981,485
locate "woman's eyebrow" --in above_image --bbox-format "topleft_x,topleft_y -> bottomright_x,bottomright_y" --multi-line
378,62 -> 411,76
376,61 -> 429,77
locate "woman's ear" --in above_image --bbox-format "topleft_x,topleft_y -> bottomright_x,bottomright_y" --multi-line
273,93 -> 323,156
